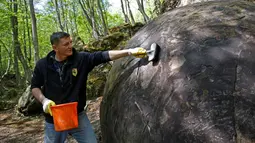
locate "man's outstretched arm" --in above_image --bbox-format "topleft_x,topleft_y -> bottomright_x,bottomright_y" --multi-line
108,48 -> 147,61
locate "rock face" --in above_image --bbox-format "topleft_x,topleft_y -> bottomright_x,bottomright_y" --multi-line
177,0 -> 247,7
100,1 -> 255,143
87,63 -> 112,99
17,85 -> 41,115
160,0 -> 255,13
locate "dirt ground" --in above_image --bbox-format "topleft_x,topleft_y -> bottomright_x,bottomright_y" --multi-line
0,96 -> 102,143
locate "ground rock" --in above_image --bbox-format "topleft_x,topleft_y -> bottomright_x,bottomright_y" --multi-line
17,85 -> 41,115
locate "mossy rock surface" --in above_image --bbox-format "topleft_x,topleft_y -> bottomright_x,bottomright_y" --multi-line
86,23 -> 145,52
108,23 -> 144,35
87,32 -> 130,51
86,63 -> 112,100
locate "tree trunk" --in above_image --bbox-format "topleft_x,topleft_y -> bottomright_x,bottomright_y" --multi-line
54,0 -> 64,31
29,0 -> 39,64
127,0 -> 135,25
0,45 -> 2,73
78,0 -> 93,27
136,0 -> 150,23
60,0 -> 68,32
10,0 -> 20,84
86,0 -> 100,39
11,0 -> 32,83
72,1 -> 78,34
97,0 -> 108,35
0,40 -> 12,82
120,0 -> 130,24
24,0 -> 32,62
69,5 -> 74,35
78,0 -> 99,39
101,0 -> 108,29
22,15 -> 27,61
64,2 -> 69,33
19,0 -> 28,60
124,0 -> 130,23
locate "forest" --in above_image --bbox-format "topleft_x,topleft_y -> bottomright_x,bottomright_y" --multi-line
0,0 -> 161,84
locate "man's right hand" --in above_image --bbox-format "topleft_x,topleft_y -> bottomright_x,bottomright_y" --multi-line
128,47 -> 147,58
42,98 -> 56,116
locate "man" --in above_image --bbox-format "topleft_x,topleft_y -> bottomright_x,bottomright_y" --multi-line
31,32 -> 147,143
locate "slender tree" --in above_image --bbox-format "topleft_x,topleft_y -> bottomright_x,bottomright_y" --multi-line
24,0 -> 32,62
97,0 -> 108,35
72,1 -> 78,34
68,3 -> 74,35
0,45 -> 2,73
11,0 -> 32,83
22,17 -> 27,60
60,0 -> 69,32
10,0 -> 20,84
127,0 -> 135,24
19,0 -> 28,60
29,0 -> 39,63
54,0 -> 64,31
78,0 -> 100,39
87,0 -> 99,38
120,0 -> 130,24
0,39 -> 12,81
0,40 -> 12,81
101,0 -> 108,29
136,0 -> 150,23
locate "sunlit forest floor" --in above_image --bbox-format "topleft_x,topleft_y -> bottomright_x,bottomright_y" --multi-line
0,96 -> 102,143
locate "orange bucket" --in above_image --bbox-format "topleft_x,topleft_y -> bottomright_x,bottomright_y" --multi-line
51,102 -> 78,131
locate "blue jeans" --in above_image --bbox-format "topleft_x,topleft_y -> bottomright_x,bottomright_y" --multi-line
44,112 -> 97,143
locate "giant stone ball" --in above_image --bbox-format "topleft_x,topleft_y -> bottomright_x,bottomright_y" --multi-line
100,1 -> 255,143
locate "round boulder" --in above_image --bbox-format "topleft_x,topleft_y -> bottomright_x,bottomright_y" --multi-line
100,1 -> 255,143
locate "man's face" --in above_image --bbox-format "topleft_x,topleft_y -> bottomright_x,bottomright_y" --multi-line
53,36 -> 73,57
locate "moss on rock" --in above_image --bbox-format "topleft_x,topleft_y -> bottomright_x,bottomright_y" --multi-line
86,23 -> 144,52
87,32 -> 129,51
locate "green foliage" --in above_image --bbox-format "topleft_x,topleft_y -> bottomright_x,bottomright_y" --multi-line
88,32 -> 129,51
146,0 -> 158,18
106,12 -> 124,28
0,0 -> 154,81
36,13 -> 57,57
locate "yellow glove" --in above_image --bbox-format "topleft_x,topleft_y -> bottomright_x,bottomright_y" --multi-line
128,47 -> 147,58
42,98 -> 56,116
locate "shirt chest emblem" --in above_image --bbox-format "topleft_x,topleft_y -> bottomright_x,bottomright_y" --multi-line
72,68 -> 78,77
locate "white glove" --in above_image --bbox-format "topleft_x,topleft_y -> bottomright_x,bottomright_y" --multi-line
42,98 -> 56,116
128,47 -> 147,58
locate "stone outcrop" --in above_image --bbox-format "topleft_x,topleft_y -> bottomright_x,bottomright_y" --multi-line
160,0 -> 255,13
100,1 -> 255,143
17,85 -> 41,115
